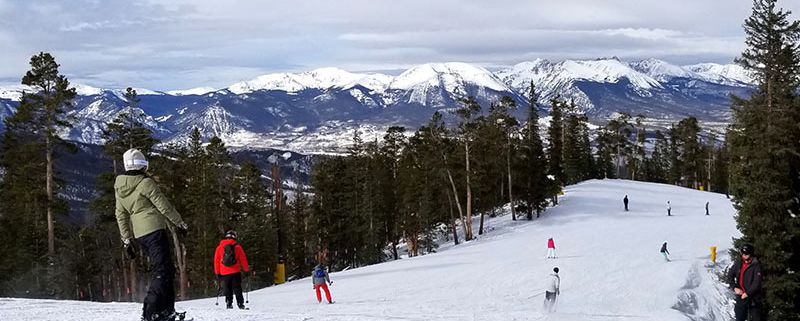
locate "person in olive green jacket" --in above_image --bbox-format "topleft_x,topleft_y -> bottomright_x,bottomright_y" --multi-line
115,149 -> 188,321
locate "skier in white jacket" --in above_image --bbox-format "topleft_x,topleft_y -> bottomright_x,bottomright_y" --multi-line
544,267 -> 561,312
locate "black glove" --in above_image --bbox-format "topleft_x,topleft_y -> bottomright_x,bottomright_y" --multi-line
123,239 -> 137,260
177,223 -> 189,237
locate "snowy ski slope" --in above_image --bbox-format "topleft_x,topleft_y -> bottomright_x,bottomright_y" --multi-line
0,179 -> 739,321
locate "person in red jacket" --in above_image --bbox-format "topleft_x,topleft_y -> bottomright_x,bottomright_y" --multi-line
546,237 -> 556,259
214,230 -> 250,309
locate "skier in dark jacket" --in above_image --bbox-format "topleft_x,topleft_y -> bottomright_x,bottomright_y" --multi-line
660,242 -> 670,262
214,230 -> 250,309
728,243 -> 763,321
623,195 -> 629,211
115,149 -> 188,321
312,264 -> 333,303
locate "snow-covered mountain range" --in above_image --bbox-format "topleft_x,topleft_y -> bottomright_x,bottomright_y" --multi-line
0,58 -> 753,153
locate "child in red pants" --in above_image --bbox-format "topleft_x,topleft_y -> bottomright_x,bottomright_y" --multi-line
312,264 -> 333,303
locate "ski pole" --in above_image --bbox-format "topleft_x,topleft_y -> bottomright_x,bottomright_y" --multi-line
215,278 -> 220,306
245,275 -> 250,303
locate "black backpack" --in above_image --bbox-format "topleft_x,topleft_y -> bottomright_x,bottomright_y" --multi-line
222,243 -> 237,267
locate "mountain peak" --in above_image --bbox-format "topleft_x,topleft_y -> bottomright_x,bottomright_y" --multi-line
389,62 -> 509,92
629,59 -> 695,82
683,63 -> 754,86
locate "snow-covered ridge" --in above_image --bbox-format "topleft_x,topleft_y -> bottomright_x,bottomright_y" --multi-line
684,63 -> 755,86
227,67 -> 393,94
499,57 -> 666,94
629,58 -> 699,82
0,58 -> 753,103
388,62 -> 510,92
166,87 -> 216,96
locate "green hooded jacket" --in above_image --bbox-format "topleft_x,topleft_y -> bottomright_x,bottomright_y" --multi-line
115,174 -> 185,240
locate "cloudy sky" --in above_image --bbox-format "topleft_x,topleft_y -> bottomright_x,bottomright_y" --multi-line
1,0 -> 798,91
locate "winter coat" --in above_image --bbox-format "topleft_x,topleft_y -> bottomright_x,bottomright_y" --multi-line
214,239 -> 250,276
545,273 -> 560,293
312,265 -> 331,285
623,196 -> 628,205
115,172 -> 185,240
666,202 -> 671,210
728,257 -> 764,303
547,239 -> 555,249
660,243 -> 669,254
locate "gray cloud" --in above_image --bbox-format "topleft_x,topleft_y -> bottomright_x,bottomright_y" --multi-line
0,0 -> 798,90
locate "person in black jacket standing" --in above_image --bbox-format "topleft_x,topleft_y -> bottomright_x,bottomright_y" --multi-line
728,243 -> 763,321
623,195 -> 629,211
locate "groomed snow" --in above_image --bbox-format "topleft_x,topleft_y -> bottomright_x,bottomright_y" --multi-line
0,179 -> 738,321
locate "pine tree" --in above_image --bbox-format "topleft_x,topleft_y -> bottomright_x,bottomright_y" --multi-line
594,128 -> 616,179
420,112 -> 462,245
454,97 -> 481,241
493,96 -> 519,220
515,83 -> 550,219
647,130 -> 670,183
0,52 -> 76,297
729,1 -> 800,319
546,96 -> 565,186
674,117 -> 702,188
21,52 -> 76,263
235,161 -> 277,288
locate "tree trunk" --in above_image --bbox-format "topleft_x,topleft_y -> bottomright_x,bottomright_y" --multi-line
46,134 -> 55,260
464,142 -> 473,241
121,249 -> 130,301
129,259 -> 138,301
446,189 -> 459,245
169,228 -> 187,300
508,136 -> 515,221
478,210 -> 485,235
444,166 -> 467,242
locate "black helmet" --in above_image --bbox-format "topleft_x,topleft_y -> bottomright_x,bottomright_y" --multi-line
224,230 -> 237,240
740,243 -> 754,255
553,267 -> 559,273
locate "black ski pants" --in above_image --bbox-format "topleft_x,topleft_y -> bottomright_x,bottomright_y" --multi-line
137,229 -> 176,320
734,297 -> 761,321
221,273 -> 244,307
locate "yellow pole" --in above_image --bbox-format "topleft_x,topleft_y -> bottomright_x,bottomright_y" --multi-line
274,256 -> 286,284
710,246 -> 717,264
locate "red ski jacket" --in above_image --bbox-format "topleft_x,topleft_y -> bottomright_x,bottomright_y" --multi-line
547,238 -> 555,249
214,239 -> 250,276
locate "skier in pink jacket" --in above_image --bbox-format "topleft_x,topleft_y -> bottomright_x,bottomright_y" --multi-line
547,237 -> 556,259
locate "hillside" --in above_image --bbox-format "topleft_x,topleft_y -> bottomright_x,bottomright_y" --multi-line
0,179 -> 739,321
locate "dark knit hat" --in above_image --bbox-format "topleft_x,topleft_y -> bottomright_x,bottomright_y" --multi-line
740,243 -> 754,255
225,230 -> 237,240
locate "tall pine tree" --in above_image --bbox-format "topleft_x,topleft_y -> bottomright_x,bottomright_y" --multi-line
729,1 -> 800,319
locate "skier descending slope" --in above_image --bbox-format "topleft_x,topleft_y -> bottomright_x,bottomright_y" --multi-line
312,264 -> 334,304
543,267 -> 561,312
660,242 -> 671,262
